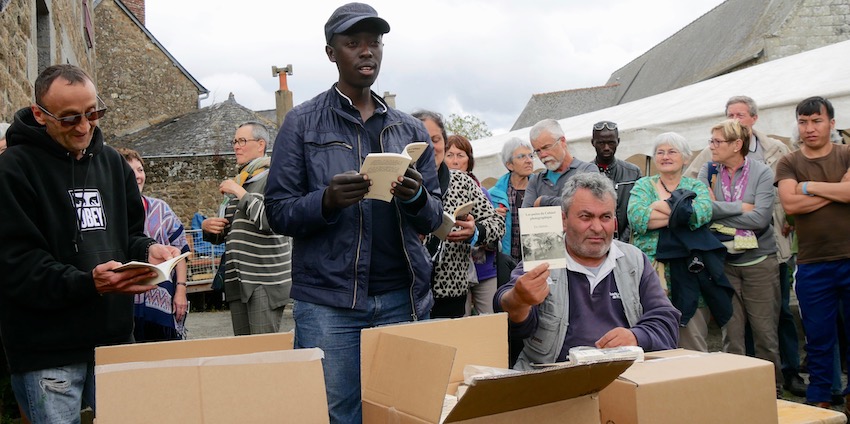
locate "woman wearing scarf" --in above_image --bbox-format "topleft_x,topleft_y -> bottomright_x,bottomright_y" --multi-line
117,148 -> 190,341
202,122 -> 292,335
413,111 -> 505,318
698,119 -> 783,394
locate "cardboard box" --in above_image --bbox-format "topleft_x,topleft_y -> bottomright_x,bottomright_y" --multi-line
777,399 -> 847,424
95,332 -> 328,424
360,314 -> 632,423
599,349 -> 779,424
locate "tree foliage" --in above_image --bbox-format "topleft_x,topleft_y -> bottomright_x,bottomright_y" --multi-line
445,113 -> 492,140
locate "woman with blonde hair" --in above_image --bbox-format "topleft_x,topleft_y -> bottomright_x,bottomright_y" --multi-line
699,119 -> 782,393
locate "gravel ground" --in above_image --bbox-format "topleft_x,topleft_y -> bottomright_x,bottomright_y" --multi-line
186,303 -> 294,339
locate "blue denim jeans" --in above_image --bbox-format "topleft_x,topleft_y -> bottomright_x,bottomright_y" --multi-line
293,287 -> 427,424
778,259 -> 801,374
795,258 -> 850,403
11,362 -> 94,424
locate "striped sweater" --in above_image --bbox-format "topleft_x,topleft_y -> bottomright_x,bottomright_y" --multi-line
204,171 -> 292,307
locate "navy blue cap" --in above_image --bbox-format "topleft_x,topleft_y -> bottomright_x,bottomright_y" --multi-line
324,3 -> 390,44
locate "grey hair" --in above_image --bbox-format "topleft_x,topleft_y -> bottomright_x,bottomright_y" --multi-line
0,123 -> 9,140
500,137 -> 533,166
652,132 -> 692,162
529,118 -> 564,142
561,172 -> 617,213
726,96 -> 758,116
238,121 -> 270,144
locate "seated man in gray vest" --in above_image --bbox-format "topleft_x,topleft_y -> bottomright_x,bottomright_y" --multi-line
495,173 -> 680,370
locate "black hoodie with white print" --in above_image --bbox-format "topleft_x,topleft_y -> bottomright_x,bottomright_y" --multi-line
0,107 -> 154,373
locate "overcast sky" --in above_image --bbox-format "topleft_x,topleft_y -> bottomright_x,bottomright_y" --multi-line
145,0 -> 725,135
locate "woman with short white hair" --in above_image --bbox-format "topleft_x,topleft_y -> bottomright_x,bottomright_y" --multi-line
628,132 -> 717,352
489,137 -> 535,264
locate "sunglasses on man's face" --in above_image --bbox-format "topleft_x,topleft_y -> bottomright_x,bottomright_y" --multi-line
36,96 -> 108,128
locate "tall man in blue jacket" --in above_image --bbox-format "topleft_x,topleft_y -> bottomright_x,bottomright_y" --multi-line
264,3 -> 442,423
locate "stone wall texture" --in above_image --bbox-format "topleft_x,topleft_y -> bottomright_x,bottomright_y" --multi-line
94,0 -> 199,140
140,155 -> 241,227
766,0 -> 850,59
0,0 -> 96,123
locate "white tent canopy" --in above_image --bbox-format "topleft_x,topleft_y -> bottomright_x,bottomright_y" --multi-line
471,39 -> 850,182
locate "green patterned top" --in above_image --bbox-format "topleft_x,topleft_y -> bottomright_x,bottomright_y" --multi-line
627,175 -> 713,262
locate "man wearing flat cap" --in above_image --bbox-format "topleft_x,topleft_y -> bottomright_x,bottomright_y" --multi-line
265,3 -> 442,423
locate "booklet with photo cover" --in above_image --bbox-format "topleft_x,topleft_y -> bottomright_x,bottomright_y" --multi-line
111,251 -> 192,286
432,200 -> 475,241
360,142 -> 428,203
518,206 -> 567,270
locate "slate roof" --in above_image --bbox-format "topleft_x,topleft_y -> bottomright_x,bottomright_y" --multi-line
510,84 -> 620,131
605,0 -> 799,104
110,93 -> 278,156
511,0 -> 808,129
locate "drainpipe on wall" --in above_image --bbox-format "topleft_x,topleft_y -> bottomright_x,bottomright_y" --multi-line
272,65 -> 294,127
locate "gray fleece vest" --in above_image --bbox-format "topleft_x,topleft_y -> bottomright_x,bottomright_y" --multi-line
514,241 -> 645,370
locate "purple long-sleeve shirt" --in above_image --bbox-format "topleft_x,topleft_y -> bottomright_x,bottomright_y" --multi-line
495,254 -> 680,360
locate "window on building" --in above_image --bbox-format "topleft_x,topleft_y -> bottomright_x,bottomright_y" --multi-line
82,0 -> 94,49
36,0 -> 50,73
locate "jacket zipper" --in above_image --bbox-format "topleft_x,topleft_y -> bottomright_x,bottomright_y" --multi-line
379,122 -> 420,321
352,129 -> 363,309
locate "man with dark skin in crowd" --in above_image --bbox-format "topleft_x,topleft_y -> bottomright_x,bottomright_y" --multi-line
590,121 -> 641,242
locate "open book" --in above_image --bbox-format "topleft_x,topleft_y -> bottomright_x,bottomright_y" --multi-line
360,142 -> 428,203
518,206 -> 567,270
111,251 -> 192,286
432,201 -> 475,241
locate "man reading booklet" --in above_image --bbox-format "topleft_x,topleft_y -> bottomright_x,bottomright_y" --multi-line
112,251 -> 192,286
495,173 -> 680,370
360,142 -> 428,202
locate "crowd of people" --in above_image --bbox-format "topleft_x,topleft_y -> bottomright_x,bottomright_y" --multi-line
0,2 -> 849,423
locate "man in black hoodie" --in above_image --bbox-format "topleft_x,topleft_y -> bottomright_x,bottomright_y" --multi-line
0,64 -> 181,423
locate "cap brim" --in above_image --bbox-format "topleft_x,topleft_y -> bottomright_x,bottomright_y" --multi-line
336,16 -> 390,36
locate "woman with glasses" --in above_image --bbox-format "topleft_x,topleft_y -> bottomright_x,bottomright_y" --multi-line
628,132 -> 717,351
489,137 -> 535,264
413,111 -> 505,318
444,134 -> 503,315
117,148 -> 191,341
699,119 -> 783,392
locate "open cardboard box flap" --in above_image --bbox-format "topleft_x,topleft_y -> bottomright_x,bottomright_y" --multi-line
96,331 -> 294,364
361,314 -> 632,423
96,332 -> 329,424
444,360 -> 632,423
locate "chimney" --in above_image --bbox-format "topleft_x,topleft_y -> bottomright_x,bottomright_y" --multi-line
123,0 -> 145,25
272,65 -> 294,127
382,91 -> 396,109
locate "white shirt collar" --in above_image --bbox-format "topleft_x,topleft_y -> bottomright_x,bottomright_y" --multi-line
564,242 -> 624,293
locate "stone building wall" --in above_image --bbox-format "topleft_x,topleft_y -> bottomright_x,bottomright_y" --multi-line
0,0 -> 96,123
94,0 -> 199,140
765,0 -> 850,59
140,154 -> 240,227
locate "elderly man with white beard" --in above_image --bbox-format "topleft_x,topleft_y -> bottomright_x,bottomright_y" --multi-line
523,119 -> 598,208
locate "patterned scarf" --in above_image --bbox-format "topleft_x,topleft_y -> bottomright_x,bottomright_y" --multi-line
236,156 -> 271,186
219,156 -> 271,215
717,157 -> 757,249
